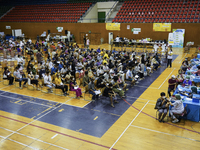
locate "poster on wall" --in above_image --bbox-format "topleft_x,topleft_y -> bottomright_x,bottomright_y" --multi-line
153,23 -> 171,32
168,33 -> 174,46
172,29 -> 185,48
106,23 -> 120,31
131,28 -> 141,34
57,27 -> 63,32
6,26 -> 11,29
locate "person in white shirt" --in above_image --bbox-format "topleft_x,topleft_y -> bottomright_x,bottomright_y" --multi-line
13,67 -> 28,89
44,72 -> 54,92
167,49 -> 173,68
103,63 -> 109,73
126,67 -> 135,85
115,36 -> 120,47
97,66 -> 104,77
17,55 -> 23,65
169,94 -> 184,123
86,38 -> 90,48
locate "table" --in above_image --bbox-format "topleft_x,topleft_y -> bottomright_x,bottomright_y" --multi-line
173,86 -> 200,122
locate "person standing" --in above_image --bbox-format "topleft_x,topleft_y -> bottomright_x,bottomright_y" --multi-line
115,36 -> 120,47
86,38 -> 90,48
167,49 -> 173,68
83,36 -> 86,48
168,75 -> 177,97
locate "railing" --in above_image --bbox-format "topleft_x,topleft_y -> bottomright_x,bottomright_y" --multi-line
105,1 -> 118,22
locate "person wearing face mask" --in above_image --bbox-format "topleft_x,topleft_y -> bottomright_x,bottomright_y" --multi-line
69,76 -> 82,98
176,69 -> 184,85
88,78 -> 99,101
167,49 -> 173,68
182,76 -> 192,87
169,94 -> 184,123
55,73 -> 69,96
28,71 -> 40,90
168,75 -> 177,97
155,92 -> 170,123
103,83 -> 118,107
3,67 -> 14,85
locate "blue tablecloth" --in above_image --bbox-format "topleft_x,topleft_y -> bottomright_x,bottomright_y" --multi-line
173,86 -> 200,122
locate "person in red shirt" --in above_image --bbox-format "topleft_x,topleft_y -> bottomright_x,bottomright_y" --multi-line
168,75 -> 177,97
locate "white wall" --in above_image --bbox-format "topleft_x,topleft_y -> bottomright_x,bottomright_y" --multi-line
97,2 -> 116,19
97,2 -> 116,8
83,1 -> 116,23
83,3 -> 98,23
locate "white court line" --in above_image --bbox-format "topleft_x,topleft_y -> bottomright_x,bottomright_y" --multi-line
0,97 -> 73,145
109,101 -> 149,150
130,125 -> 200,142
0,135 -> 37,150
0,95 -> 55,108
179,53 -> 187,63
51,134 -> 58,139
0,90 -> 83,108
158,68 -> 176,89
0,126 -> 68,150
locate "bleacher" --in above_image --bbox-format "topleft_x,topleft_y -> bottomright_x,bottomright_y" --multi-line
0,3 -> 92,22
112,0 -> 200,23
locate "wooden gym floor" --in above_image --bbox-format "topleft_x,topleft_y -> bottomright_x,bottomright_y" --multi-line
0,44 -> 200,150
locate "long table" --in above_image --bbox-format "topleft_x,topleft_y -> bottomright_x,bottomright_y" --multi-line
173,85 -> 200,122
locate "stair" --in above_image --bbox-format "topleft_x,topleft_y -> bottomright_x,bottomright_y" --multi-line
106,2 -> 123,23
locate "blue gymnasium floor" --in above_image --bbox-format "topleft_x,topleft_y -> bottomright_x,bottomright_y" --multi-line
0,55 -> 178,138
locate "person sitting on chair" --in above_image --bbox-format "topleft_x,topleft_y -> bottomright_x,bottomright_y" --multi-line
28,71 -> 40,90
155,92 -> 170,123
13,67 -> 28,89
44,71 -> 54,93
182,76 -> 192,87
69,76 -> 82,98
168,75 -> 177,97
103,83 -> 118,108
3,67 -> 14,85
169,94 -> 184,123
88,78 -> 99,101
55,73 -> 69,96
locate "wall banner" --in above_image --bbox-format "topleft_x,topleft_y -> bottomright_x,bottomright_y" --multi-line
106,23 -> 120,31
172,29 -> 185,48
153,23 -> 171,32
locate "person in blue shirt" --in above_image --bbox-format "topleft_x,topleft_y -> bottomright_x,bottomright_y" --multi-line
112,48 -> 117,54
51,65 -> 58,75
183,76 -> 192,86
96,47 -> 101,53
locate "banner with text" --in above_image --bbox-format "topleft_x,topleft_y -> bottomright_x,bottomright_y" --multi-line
172,29 -> 185,48
153,23 -> 171,32
106,23 -> 120,31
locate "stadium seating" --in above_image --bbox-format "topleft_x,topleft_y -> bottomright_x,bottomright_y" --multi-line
112,0 -> 200,23
0,3 -> 92,22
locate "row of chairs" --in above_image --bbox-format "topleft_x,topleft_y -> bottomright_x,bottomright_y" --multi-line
112,18 -> 200,23
124,0 -> 199,5
0,19 -> 79,22
115,14 -> 200,19
119,9 -> 200,14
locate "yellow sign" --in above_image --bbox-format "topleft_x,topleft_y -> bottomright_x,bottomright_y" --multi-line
153,23 -> 171,32
106,23 -> 120,31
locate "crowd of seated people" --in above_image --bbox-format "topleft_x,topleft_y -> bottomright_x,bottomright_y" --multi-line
1,38 -> 162,107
